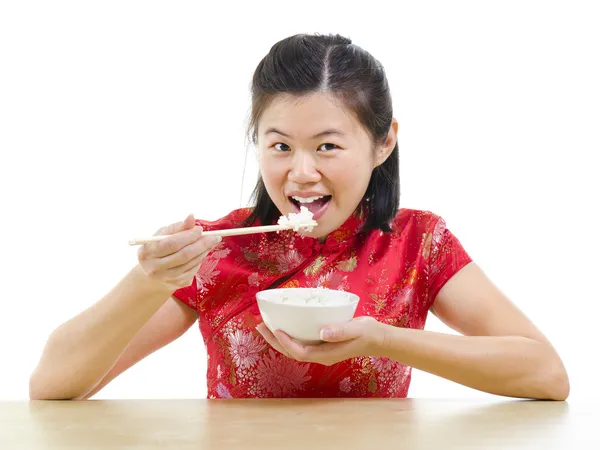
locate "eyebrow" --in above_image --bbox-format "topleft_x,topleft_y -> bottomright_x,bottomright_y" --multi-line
264,127 -> 346,139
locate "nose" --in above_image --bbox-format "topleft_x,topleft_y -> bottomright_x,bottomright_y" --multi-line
288,150 -> 321,184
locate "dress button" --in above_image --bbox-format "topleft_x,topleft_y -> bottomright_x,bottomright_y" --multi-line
301,247 -> 313,258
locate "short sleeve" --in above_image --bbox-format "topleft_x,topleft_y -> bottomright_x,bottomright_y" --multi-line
172,281 -> 198,310
426,216 -> 473,306
171,208 -> 254,311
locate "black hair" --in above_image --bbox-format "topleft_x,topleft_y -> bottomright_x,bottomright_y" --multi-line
244,33 -> 399,232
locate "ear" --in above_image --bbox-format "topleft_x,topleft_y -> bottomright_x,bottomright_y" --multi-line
374,118 -> 398,168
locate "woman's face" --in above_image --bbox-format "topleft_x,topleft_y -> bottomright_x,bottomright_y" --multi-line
257,92 -> 396,239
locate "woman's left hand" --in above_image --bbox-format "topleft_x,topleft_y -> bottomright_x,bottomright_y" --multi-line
256,316 -> 386,366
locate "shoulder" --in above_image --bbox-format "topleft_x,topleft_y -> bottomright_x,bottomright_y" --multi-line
390,208 -> 471,271
389,208 -> 446,236
194,208 -> 257,231
384,208 -> 457,263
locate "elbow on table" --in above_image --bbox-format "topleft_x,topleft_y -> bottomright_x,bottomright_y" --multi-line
547,367 -> 570,401
508,346 -> 570,401
535,358 -> 570,401
29,385 -> 81,401
29,370 -> 81,401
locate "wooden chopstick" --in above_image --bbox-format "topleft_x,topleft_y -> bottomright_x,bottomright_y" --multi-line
128,221 -> 318,246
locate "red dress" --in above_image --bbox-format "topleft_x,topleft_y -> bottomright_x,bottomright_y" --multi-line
173,207 -> 471,398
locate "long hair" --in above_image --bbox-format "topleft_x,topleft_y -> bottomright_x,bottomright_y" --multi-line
243,33 -> 399,232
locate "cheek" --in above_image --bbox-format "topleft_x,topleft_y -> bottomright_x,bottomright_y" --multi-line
329,158 -> 372,194
260,157 -> 286,188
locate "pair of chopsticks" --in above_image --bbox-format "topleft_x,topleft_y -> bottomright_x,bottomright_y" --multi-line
128,221 -> 318,246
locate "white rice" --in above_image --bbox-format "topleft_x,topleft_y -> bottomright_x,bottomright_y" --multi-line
277,206 -> 317,232
278,288 -> 351,306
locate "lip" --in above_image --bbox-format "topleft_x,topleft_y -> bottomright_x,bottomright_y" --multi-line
288,195 -> 331,221
286,191 -> 331,198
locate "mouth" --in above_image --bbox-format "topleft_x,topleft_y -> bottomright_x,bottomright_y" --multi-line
288,195 -> 332,221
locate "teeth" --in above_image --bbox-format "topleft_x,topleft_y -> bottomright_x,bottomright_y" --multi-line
292,195 -> 325,204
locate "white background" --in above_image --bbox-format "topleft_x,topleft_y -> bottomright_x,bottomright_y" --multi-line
1,0 -> 598,401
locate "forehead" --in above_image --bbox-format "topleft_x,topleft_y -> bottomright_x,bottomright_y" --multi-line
258,93 -> 363,137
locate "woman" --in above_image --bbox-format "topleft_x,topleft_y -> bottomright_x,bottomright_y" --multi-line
29,33 -> 569,401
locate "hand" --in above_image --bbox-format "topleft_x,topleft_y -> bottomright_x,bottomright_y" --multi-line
256,316 -> 386,366
137,214 -> 221,291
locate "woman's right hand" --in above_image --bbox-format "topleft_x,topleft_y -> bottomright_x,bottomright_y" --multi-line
137,214 -> 221,291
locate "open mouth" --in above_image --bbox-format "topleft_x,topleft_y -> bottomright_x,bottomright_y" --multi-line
288,195 -> 332,221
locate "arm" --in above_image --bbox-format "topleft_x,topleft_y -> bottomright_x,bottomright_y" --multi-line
78,295 -> 198,400
29,267 -> 190,400
374,262 -> 570,400
259,262 -> 569,401
29,214 -> 218,400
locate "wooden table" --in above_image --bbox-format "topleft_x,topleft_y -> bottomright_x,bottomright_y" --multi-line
0,398 -> 595,449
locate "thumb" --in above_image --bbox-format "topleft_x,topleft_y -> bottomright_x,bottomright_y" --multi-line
181,213 -> 197,230
320,321 -> 362,342
156,213 -> 198,236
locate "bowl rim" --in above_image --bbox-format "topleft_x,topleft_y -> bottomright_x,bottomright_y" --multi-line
255,287 -> 360,308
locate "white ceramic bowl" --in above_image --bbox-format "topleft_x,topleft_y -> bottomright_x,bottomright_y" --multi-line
256,287 -> 360,345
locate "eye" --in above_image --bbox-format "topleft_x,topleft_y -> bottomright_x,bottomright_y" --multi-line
274,143 -> 291,152
318,143 -> 339,152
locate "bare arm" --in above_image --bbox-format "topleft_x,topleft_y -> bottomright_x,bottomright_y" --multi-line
375,262 -> 570,400
29,267 -> 179,400
78,295 -> 198,400
258,262 -> 569,400
29,215 -> 219,400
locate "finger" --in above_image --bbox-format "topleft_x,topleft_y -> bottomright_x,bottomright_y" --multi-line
273,330 -> 309,360
156,234 -> 221,268
169,256 -> 208,288
257,324 -> 291,358
272,330 -> 346,364
273,330 -> 299,348
158,214 -> 196,236
319,320 -> 363,343
269,328 -> 361,366
141,214 -> 200,258
276,331 -> 355,365
257,323 -> 280,347
142,226 -> 206,259
162,247 -> 212,279
181,213 -> 196,230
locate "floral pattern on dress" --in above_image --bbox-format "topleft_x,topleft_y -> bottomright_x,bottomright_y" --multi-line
255,349 -> 312,397
194,241 -> 231,294
275,249 -> 304,273
173,207 -> 473,399
227,330 -> 265,370
216,382 -> 232,399
195,258 -> 220,293
339,377 -> 352,393
306,269 -> 350,291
